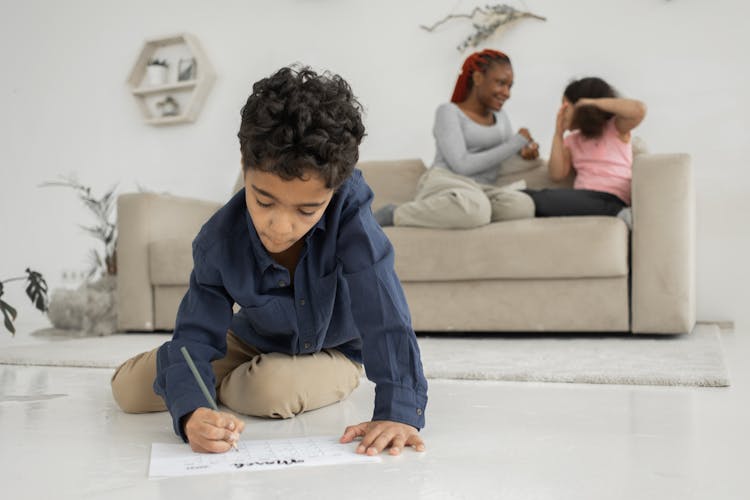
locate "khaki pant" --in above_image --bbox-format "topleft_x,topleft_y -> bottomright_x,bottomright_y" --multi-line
111,330 -> 364,419
393,167 -> 535,229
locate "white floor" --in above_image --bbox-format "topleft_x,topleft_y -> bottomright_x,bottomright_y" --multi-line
1,320 -> 748,500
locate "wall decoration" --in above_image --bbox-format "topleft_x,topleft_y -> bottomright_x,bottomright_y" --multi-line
421,4 -> 546,51
126,33 -> 215,126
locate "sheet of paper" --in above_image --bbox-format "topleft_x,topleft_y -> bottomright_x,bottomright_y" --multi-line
149,435 -> 381,477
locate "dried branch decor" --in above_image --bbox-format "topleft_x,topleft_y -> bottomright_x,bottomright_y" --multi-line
421,4 -> 546,51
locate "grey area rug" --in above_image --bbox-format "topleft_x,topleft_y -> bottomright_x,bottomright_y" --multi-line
0,324 -> 729,387
418,324 -> 729,387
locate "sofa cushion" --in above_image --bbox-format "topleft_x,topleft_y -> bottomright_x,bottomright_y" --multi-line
149,238 -> 193,285
147,214 -> 629,285
384,216 -> 629,281
497,163 -> 574,190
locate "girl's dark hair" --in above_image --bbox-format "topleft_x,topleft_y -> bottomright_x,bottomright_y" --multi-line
238,65 -> 366,189
451,49 -> 511,103
564,77 -> 618,139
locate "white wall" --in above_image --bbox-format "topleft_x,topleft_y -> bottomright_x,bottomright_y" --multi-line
1,0 -> 748,327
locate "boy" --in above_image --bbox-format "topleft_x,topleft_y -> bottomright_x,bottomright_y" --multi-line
111,66 -> 428,456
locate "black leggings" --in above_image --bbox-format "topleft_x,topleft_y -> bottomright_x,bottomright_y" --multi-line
522,189 -> 627,217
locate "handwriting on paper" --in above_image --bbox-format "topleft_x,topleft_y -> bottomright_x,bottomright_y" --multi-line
149,435 -> 380,478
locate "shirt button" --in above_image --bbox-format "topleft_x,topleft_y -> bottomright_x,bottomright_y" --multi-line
299,298 -> 306,306
304,342 -> 312,350
278,280 -> 286,287
416,408 -> 423,416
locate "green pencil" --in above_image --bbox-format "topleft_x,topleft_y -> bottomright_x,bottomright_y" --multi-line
180,346 -> 239,451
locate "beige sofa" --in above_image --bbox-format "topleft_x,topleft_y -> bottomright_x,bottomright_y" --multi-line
117,152 -> 695,334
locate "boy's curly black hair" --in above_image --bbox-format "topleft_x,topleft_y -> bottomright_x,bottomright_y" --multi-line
237,66 -> 366,189
564,77 -> 618,139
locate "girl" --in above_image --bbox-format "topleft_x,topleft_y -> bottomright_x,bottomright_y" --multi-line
525,77 -> 647,219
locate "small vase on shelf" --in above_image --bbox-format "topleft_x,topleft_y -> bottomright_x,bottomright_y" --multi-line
146,59 -> 169,86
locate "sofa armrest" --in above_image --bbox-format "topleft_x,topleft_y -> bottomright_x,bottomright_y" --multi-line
116,193 -> 221,331
357,159 -> 426,211
631,153 -> 695,334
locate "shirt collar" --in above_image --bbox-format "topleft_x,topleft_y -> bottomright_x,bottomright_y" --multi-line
308,212 -> 327,236
244,210 -> 276,272
243,209 -> 327,265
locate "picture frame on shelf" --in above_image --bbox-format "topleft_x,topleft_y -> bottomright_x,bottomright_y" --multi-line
178,57 -> 196,81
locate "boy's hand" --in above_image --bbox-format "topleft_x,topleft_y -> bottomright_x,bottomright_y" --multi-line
184,407 -> 245,453
340,420 -> 425,456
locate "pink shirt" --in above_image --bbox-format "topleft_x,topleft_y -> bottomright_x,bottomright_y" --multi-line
564,118 -> 633,205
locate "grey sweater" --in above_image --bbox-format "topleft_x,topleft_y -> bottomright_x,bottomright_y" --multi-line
431,102 -> 529,185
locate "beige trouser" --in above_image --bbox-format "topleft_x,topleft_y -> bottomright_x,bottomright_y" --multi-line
111,330 -> 364,419
393,166 -> 535,229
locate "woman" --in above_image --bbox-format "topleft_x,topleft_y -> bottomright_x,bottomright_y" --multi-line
375,49 -> 541,228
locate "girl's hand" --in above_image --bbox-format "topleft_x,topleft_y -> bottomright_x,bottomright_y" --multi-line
184,407 -> 245,453
556,102 -> 570,135
340,420 -> 425,456
574,97 -> 597,109
572,97 -> 647,135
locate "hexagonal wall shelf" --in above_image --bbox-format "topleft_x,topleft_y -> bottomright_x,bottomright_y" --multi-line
127,33 -> 215,126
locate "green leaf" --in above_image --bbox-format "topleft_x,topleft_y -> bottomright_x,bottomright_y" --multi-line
24,269 -> 49,313
0,299 -> 17,320
1,299 -> 18,335
79,224 -> 107,239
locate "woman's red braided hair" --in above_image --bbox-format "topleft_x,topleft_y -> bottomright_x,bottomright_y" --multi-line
450,49 -> 511,103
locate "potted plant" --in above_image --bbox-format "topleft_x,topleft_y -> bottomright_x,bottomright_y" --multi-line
156,95 -> 180,117
40,176 -> 118,336
146,58 -> 169,86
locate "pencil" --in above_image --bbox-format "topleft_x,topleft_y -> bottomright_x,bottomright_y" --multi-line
180,346 -> 239,452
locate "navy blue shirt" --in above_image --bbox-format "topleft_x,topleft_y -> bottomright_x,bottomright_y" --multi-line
154,169 -> 428,440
